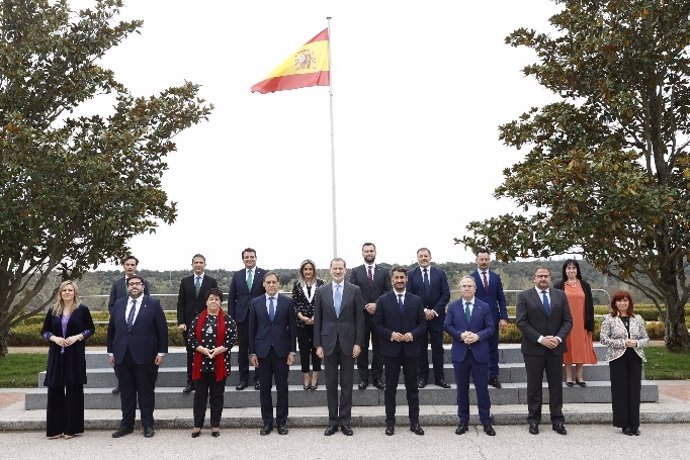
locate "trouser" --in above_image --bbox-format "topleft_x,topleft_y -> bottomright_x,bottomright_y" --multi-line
357,314 -> 383,381
258,347 -> 290,426
609,348 -> 642,429
324,342 -> 355,427
454,350 -> 492,424
193,373 -> 226,428
524,352 -> 564,424
46,384 -> 84,437
297,325 -> 322,373
236,320 -> 258,384
115,348 -> 159,429
383,352 -> 420,426
418,315 -> 445,382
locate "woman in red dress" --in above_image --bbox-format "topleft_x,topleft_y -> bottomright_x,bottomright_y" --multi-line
554,259 -> 597,386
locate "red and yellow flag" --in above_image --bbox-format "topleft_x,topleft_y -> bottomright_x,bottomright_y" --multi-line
251,28 -> 330,94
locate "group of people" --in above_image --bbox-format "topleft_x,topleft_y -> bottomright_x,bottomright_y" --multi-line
39,247 -> 650,440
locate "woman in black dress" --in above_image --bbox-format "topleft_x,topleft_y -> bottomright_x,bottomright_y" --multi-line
291,259 -> 324,390
188,288 -> 238,437
41,280 -> 95,439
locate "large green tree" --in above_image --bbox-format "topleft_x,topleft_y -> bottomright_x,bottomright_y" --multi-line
458,0 -> 690,351
0,0 -> 212,356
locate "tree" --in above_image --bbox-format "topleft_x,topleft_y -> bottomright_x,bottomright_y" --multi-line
0,0 -> 212,356
457,0 -> 690,351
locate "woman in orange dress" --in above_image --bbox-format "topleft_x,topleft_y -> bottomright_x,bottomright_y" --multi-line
554,259 -> 597,386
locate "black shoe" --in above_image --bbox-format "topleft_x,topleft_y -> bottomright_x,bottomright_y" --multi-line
255,381 -> 261,390
111,427 -> 133,438
552,423 -> 567,435
565,381 -> 575,387
236,381 -> 248,391
373,379 -> 385,390
211,431 -> 220,438
358,379 -> 369,390
417,379 -> 427,388
410,424 -> 425,436
143,426 -> 155,438
182,383 -> 194,394
277,425 -> 288,435
191,429 -> 201,438
341,425 -> 353,436
435,379 -> 451,389
324,425 -> 338,436
483,424 -> 496,436
529,423 -> 539,435
385,425 -> 395,436
575,379 -> 587,387
488,377 -> 502,389
632,427 -> 640,436
260,424 -> 273,436
111,386 -> 120,394
623,426 -> 633,436
455,422 -> 469,435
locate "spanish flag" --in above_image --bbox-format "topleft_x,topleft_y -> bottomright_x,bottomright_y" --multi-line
251,28 -> 330,94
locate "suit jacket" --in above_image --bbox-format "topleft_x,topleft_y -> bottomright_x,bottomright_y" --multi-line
41,305 -> 95,386
228,267 -> 267,323
108,276 -> 150,313
374,291 -> 427,358
553,279 -> 595,332
516,287 -> 573,357
176,274 -> 219,326
406,266 -> 450,317
471,269 -> 508,323
313,282 -> 365,356
444,298 -> 494,363
248,293 -> 297,359
107,295 -> 169,365
349,264 -> 392,304
600,314 -> 649,363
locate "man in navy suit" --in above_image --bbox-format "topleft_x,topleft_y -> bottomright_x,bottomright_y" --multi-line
177,254 -> 218,393
349,242 -> 391,390
406,248 -> 450,389
471,249 -> 508,389
374,267 -> 427,436
314,258 -> 365,436
516,266 -> 573,436
228,247 -> 267,390
444,276 -> 496,436
107,255 -> 150,395
107,275 -> 168,439
249,272 -> 297,435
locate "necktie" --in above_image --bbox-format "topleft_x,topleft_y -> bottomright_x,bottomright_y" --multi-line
194,276 -> 201,296
367,266 -> 373,287
246,269 -> 253,291
423,268 -> 430,292
268,297 -> 275,321
123,278 -> 129,297
541,290 -> 550,316
465,302 -> 472,322
482,271 -> 489,290
334,285 -> 342,318
127,299 -> 137,332
398,294 -> 404,313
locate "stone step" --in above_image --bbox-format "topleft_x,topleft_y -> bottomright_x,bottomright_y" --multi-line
81,344 -> 609,368
24,380 -> 659,410
39,361 -> 626,388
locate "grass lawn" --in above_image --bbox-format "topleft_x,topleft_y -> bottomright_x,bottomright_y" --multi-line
0,354 -> 46,387
644,345 -> 690,380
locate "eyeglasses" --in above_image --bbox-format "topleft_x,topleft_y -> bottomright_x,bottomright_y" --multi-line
128,282 -> 143,286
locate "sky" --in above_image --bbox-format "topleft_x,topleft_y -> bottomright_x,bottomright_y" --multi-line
67,0 -> 562,272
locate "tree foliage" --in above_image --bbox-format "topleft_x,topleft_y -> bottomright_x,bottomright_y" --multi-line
0,0 -> 212,356
457,0 -> 690,351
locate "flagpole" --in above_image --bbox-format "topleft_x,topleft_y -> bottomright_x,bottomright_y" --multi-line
327,16 -> 338,258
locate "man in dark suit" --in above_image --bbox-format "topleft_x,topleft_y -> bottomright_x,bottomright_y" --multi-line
107,275 -> 168,439
107,255 -> 150,395
314,258 -> 364,436
374,267 -> 427,436
471,249 -> 508,389
248,271 -> 297,435
516,266 -> 573,436
349,242 -> 391,390
444,276 -> 496,436
177,253 -> 218,393
227,247 -> 267,390
406,247 -> 450,389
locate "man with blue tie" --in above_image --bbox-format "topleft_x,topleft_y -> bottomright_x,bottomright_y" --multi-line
516,267 -> 573,436
374,267 -> 427,436
249,272 -> 297,435
107,275 -> 168,439
228,248 -> 267,390
314,258 -> 365,436
444,276 -> 496,436
177,254 -> 218,393
471,249 -> 508,389
406,248 -> 450,389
